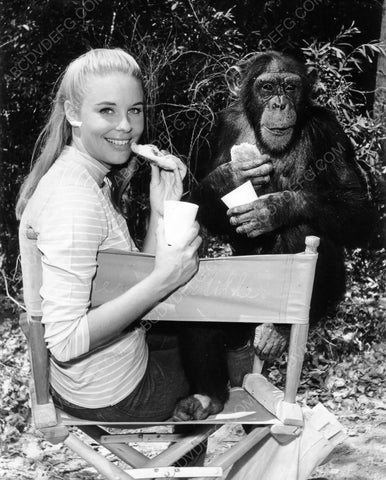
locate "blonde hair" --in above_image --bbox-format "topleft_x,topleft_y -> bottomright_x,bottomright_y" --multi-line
16,48 -> 143,219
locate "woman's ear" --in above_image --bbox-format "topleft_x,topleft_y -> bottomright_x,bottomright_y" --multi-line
64,100 -> 82,128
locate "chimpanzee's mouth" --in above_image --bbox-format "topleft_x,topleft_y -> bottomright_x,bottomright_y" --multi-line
265,126 -> 294,136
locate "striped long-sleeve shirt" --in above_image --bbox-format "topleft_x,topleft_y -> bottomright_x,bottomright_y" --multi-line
19,146 -> 148,408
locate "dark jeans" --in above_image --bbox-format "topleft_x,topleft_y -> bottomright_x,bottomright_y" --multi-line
51,325 -> 190,422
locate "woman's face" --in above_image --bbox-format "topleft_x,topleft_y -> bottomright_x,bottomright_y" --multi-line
71,72 -> 144,169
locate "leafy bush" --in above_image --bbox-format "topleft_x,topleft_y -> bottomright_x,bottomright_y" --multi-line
299,26 -> 386,353
302,23 -> 385,169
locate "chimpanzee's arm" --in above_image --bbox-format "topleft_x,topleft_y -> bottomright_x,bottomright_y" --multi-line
191,106 -> 269,234
191,163 -> 238,235
229,186 -> 373,247
192,157 -> 272,235
229,109 -> 378,248
190,108 -> 242,234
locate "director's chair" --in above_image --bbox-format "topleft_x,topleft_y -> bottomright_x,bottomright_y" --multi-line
20,235 -> 344,479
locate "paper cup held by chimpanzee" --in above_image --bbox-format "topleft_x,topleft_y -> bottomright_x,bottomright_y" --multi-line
164,200 -> 199,245
221,180 -> 258,209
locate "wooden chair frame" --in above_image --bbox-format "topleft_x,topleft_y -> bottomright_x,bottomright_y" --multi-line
20,236 -> 320,480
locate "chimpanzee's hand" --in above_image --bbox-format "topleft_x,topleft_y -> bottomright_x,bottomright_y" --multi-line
229,144 -> 272,187
227,192 -> 289,237
253,324 -> 290,361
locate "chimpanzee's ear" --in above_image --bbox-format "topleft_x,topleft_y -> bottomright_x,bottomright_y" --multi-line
226,65 -> 243,97
306,66 -> 320,98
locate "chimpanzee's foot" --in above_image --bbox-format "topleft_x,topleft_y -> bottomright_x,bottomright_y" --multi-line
172,394 -> 224,421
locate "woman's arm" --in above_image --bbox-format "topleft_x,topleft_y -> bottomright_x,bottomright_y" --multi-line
142,160 -> 187,254
38,182 -> 200,361
142,211 -> 160,254
88,221 -> 201,349
37,184 -> 107,362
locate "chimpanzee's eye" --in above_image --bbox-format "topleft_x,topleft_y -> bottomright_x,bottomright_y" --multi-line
261,83 -> 274,93
284,84 -> 296,92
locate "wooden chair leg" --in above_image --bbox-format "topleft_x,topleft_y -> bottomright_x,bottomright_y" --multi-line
279,323 -> 309,426
284,324 -> 309,403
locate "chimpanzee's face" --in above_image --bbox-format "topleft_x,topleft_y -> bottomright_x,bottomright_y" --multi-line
241,58 -> 306,154
254,72 -> 302,153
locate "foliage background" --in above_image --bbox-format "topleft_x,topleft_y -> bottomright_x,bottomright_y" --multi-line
0,2 -> 385,474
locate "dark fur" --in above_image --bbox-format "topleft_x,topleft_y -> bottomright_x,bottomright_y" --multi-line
178,323 -> 253,404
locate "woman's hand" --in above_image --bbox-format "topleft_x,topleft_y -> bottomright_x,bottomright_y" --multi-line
149,153 -> 187,217
152,219 -> 202,294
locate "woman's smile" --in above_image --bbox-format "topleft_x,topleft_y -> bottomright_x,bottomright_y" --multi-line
105,137 -> 132,147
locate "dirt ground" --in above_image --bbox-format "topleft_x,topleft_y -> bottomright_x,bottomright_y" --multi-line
310,413 -> 386,479
1,397 -> 385,479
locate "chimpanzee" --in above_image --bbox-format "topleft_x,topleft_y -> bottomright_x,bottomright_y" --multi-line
172,50 -> 380,421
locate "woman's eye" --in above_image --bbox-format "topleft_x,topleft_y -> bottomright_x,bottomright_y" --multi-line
100,108 -> 114,114
130,107 -> 142,115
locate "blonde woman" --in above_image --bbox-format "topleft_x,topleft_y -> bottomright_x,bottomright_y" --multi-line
17,48 -> 201,422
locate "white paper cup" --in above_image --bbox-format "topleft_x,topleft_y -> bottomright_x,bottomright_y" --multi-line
164,200 -> 199,245
221,180 -> 258,208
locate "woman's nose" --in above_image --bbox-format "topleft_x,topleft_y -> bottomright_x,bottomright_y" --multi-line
116,115 -> 132,132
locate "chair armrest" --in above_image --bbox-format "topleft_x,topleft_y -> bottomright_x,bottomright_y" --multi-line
28,316 -> 51,405
19,313 -> 58,429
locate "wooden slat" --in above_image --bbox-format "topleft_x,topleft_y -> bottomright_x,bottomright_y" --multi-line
79,425 -> 148,469
126,466 -> 223,479
144,425 -> 216,468
207,426 -> 271,471
100,433 -> 186,444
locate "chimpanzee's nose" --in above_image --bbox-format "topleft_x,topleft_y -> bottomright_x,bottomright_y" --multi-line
272,97 -> 287,110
